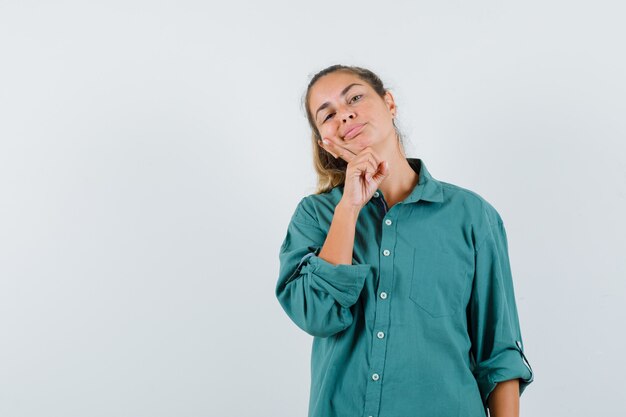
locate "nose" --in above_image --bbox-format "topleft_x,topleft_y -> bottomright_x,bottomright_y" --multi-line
341,111 -> 355,123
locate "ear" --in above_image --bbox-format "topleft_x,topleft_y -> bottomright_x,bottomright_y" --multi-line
384,90 -> 397,117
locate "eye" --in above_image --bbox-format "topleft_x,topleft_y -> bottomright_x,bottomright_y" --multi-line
323,112 -> 335,123
350,94 -> 363,103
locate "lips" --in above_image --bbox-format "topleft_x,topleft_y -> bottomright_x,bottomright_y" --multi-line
343,123 -> 365,140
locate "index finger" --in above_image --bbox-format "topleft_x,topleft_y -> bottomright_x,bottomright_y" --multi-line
322,137 -> 357,163
333,138 -> 382,167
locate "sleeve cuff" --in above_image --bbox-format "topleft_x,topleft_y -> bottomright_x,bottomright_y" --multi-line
475,343 -> 535,406
306,253 -> 372,308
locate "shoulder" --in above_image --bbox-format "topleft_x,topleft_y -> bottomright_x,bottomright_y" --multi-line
292,186 -> 343,226
438,179 -> 510,253
439,180 -> 504,227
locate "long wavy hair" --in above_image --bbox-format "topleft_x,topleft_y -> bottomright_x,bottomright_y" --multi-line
302,64 -> 407,194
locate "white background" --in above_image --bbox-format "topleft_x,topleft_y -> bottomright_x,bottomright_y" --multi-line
1,1 -> 625,416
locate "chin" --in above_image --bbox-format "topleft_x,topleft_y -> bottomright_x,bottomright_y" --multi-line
351,135 -> 376,149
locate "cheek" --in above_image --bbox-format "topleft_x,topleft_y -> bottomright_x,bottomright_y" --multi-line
319,123 -> 338,138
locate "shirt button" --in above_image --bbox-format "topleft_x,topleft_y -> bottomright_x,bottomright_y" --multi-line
380,292 -> 387,299
385,219 -> 392,225
377,331 -> 385,339
372,373 -> 380,381
373,191 -> 379,198
383,249 -> 390,256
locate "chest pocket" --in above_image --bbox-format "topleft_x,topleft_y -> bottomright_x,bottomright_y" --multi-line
409,247 -> 470,318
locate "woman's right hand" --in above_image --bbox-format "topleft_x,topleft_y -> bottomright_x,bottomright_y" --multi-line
318,137 -> 390,211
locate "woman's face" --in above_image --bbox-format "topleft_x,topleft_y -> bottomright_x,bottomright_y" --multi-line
308,71 -> 397,153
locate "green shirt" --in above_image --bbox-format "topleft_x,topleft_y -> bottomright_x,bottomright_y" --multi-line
275,157 -> 534,417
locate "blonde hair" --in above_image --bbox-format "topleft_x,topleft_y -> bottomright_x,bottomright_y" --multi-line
301,64 -> 406,194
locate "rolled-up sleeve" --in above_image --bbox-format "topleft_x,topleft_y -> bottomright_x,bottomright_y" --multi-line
469,214 -> 534,407
275,198 -> 372,338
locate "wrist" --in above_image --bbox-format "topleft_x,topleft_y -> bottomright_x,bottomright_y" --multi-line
336,200 -> 362,219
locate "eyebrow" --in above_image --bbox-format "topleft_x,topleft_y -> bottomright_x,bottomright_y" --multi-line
315,83 -> 364,121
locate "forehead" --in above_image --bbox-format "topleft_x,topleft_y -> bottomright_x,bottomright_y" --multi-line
308,72 -> 368,110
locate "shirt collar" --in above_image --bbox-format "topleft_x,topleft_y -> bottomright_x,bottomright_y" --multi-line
402,158 -> 444,204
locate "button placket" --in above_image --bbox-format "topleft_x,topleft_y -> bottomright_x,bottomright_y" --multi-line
364,210 -> 395,417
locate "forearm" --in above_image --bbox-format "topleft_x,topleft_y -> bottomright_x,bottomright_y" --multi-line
487,378 -> 520,417
318,201 -> 360,265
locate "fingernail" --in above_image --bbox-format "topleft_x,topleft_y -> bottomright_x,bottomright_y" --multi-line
322,139 -> 329,145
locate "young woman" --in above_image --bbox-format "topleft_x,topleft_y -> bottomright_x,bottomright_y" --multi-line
275,64 -> 534,417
